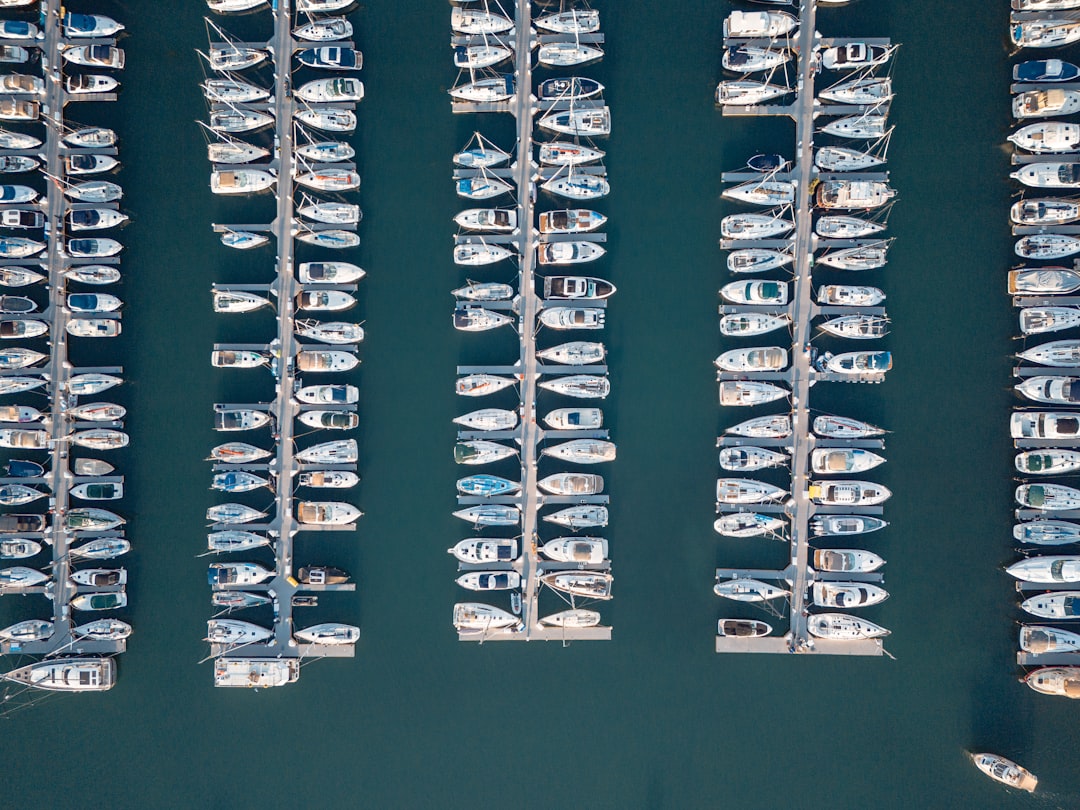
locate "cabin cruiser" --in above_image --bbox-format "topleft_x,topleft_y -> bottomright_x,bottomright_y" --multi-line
540,537 -> 607,564
542,505 -> 608,529
538,306 -> 604,330
537,77 -> 603,102
1022,590 -> 1080,618
542,439 -> 616,464
453,603 -> 522,633
455,208 -> 517,232
538,241 -> 605,265
541,572 -> 612,599
812,582 -> 888,608
70,481 -> 124,500
297,471 -> 358,489
811,448 -> 885,474
969,753 -> 1038,793
1011,198 -> 1080,226
68,238 -> 122,258
296,290 -> 356,312
64,45 -> 124,70
1017,482 -> 1080,510
721,211 -> 793,239
722,45 -> 790,74
297,47 -> 362,70
296,350 -> 359,372
820,114 -> 889,139
1011,161 -> 1080,188
63,13 -> 123,37
1023,666 -> 1080,698
1012,19 -> 1080,49
727,248 -> 792,274
71,568 -> 127,587
808,613 -> 890,639
537,43 -> 604,67
822,350 -> 892,376
1010,267 -> 1080,294
68,209 -> 128,231
726,414 -> 792,439
1015,58 -> 1080,82
543,275 -> 615,299
0,320 -> 44,338
817,284 -> 886,306
816,180 -> 895,209
723,10 -> 797,38
215,408 -> 271,432
1016,375 -> 1080,403
719,313 -> 789,336
2,658 -> 115,692
1008,555 -> 1080,583
456,571 -> 521,592
543,408 -> 602,430
716,619 -> 772,638
1020,624 -> 1080,654
296,384 -> 359,405
718,380 -> 787,407
0,185 -> 35,203
821,43 -> 892,70
719,446 -> 788,472
539,209 -> 606,233
1018,339 -> 1080,366
298,261 -> 365,285
208,562 -> 273,588
297,503 -> 362,526
210,169 -> 275,195
714,513 -> 785,538
1011,410 -> 1080,439
813,548 -> 885,573
810,480 -> 891,506
811,514 -> 889,536
719,279 -> 788,305
0,428 -> 45,448
722,179 -> 795,206
1009,121 -> 1080,153
448,538 -> 519,565
538,473 -> 604,496
716,478 -> 787,504
714,577 -> 788,602
715,346 -> 788,372
0,73 -> 40,95
0,98 -> 37,120
537,374 -> 610,399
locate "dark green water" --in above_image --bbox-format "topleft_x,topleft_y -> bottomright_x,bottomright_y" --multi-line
0,0 -> 1076,807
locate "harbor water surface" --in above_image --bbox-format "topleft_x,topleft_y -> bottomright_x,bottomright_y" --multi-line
2,0 -> 1075,807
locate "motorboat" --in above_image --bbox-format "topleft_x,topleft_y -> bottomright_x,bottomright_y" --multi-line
816,285 -> 886,306
539,307 -> 606,330
1014,59 -> 1080,82
822,350 -> 892,376
298,261 -> 365,286
298,503 -> 362,526
297,47 -> 362,71
1020,624 -> 1080,653
1024,667 -> 1080,698
0,428 -> 45,448
718,380 -> 788,407
297,471 -> 358,489
71,592 -> 127,611
295,350 -> 359,372
68,238 -> 122,258
456,474 -> 520,497
454,44 -> 512,70
716,80 -> 791,105
541,172 -> 609,199
540,537 -> 607,563
4,459 -> 43,478
818,77 -> 893,105
211,169 -> 275,195
1011,162 -> 1080,188
0,619 -> 52,641
717,619 -> 772,638
542,439 -> 616,464
1016,375 -> 1080,403
63,13 -> 123,37
296,289 -> 356,312
539,209 -> 607,233
0,185 -> 35,203
811,448 -> 886,474
819,115 -> 889,139
969,753 -> 1038,793
812,516 -> 885,535
294,108 -> 356,132
295,624 -> 360,645
714,513 -> 785,538
713,577 -> 789,602
1017,482 -> 1080,510
454,440 -> 516,465
294,17 -> 352,42
71,568 -> 127,587
296,384 -> 359,405
0,73 -> 40,94
537,77 -> 603,102
454,408 -> 517,430
66,266 -> 121,285
726,414 -> 792,439
1011,411 -> 1080,439
64,45 -> 124,69
452,8 -> 513,34
1011,198 -> 1080,226
808,614 -> 890,639
453,603 -> 521,632
1017,0 -> 1080,8
819,314 -> 889,339
723,10 -> 797,38
542,505 -> 608,528
810,479 -> 890,505
1018,339 -> 1080,367
456,374 -> 515,397
722,45 -> 790,74
0,20 -> 36,39
449,75 -> 514,103
0,210 -> 44,230
727,248 -> 793,274
295,321 -> 367,343
68,209 -> 128,231
205,507 -> 266,527
0,319 -> 44,339
821,43 -> 892,70
1010,267 -> 1080,295
0,565 -> 47,588
817,180 -> 895,209
538,241 -> 605,265
1022,591 -> 1080,618
206,619 -> 272,645
1008,555 -> 1080,583
540,572 -> 612,599
543,408 -> 602,430
71,539 -> 130,559
721,212 -> 793,239
212,471 -> 270,493
1009,121 -> 1080,153
214,408 -> 271,431
296,439 -> 357,464
213,657 -> 299,687
718,446 -> 788,471
448,538 -> 519,564
537,375 -> 610,398
542,275 -> 615,299
222,231 -> 268,250
0,403 -> 39,420
813,548 -> 885,573
538,107 -> 611,137
715,346 -> 788,372
537,43 -> 604,67
452,281 -> 514,301
208,562 -> 273,587
454,242 -> 514,265
1015,519 -> 1080,544
1014,89 -> 1080,119
537,473 -> 605,495
541,610 -> 602,628
812,581 -> 888,608
70,482 -> 124,501
716,478 -> 786,504
2,658 -> 115,692
0,99 -> 36,120
719,279 -> 788,305
456,571 -> 521,591
452,505 -> 521,526
0,514 -> 45,532
722,179 -> 795,206
455,208 -> 518,232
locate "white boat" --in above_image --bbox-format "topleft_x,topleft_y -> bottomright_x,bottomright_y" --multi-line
713,577 -> 788,602
820,115 -> 889,139
211,109 -> 274,134
296,289 -> 355,312
0,377 -> 44,395
1012,162 -> 1080,188
970,753 -> 1038,793
719,279 -> 788,305
0,98 -> 37,120
211,169 -> 275,195
542,275 -> 615,299
540,572 -> 612,599
68,373 -> 122,395
812,582 -> 888,608
70,538 -> 129,559
715,346 -> 788,372
297,77 -> 364,104
70,481 -> 123,501
727,248 -> 792,274
542,439 -> 616,464
537,341 -> 605,365
537,473 -> 604,495
818,242 -> 890,271
537,375 -> 610,399
0,565 -> 47,588
208,0 -> 266,9
816,216 -> 886,239
818,76 -> 893,105
451,7 -> 512,34
452,505 -> 520,526
296,384 -> 359,405
811,448 -> 885,474
1020,624 -> 1080,654
718,446 -> 788,471
536,9 -> 600,33
2,658 -> 115,692
541,172 -> 609,199
716,80 -> 790,105
454,208 -> 518,232
67,238 -> 122,258
726,414 -> 792,439
66,266 -> 121,285
1011,410 -> 1080,439
1020,232 -> 1080,258
297,410 -> 358,431
811,515 -> 888,536
540,609 -> 601,628
215,408 -> 270,432
448,538 -> 518,564
297,471 -> 358,489
453,408 -> 518,430
1022,591 -> 1080,618
0,619 -> 51,641
73,459 -> 114,476
810,480 -> 891,506
808,614 -> 890,639
538,241 -> 605,265
821,43 -> 892,70
1010,268 -> 1080,295
542,505 -> 608,528
294,108 -> 356,132
212,471 -> 269,494
714,513 -> 785,538
539,307 -> 605,330
538,107 -> 611,138
449,75 -> 514,103
823,350 -> 892,376
718,380 -> 788,407
295,623 -> 360,645
205,45 -> 265,72
819,314 -> 889,339
537,43 -> 603,67
1017,482 -> 1080,510
454,137 -> 510,169
222,231 -> 267,250
454,44 -> 512,70
295,17 -> 352,41
538,142 -> 605,166
203,78 -> 268,103
453,602 -> 521,633
295,141 -> 355,163
540,537 -> 607,563
64,127 -> 114,148
1015,89 -> 1080,120
1019,339 -> 1080,367
817,180 -> 895,210
213,290 -> 270,313
1011,198 -> 1080,225
206,619 -> 272,645
1016,375 -> 1080,403
813,548 -> 885,573
454,440 -> 516,465
1009,121 -> 1080,152
0,155 -> 35,175
0,347 -> 44,368
295,439 -> 357,464
68,209 -> 128,232
456,374 -> 515,397
296,350 -> 359,372
208,561 -> 273,587
297,0 -> 352,10
72,429 -> 127,450
0,484 -> 44,505
64,45 -> 124,69
543,407 -> 602,430
723,10 -> 797,38
722,45 -> 790,74
1024,666 -> 1080,698
297,501 -> 361,525
456,571 -> 521,592
817,285 -> 886,306
0,428 -> 45,448
1015,519 -> 1080,544
0,73 -> 40,95
0,320 -> 44,339
721,212 -> 793,239
454,242 -> 514,265
1008,555 -> 1080,583
0,129 -> 36,149
722,179 -> 794,206
716,478 -> 786,504
71,567 -> 127,588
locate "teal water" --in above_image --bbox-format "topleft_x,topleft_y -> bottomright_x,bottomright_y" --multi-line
0,1 -> 1076,807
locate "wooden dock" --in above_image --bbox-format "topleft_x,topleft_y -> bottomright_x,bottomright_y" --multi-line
713,0 -> 890,657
